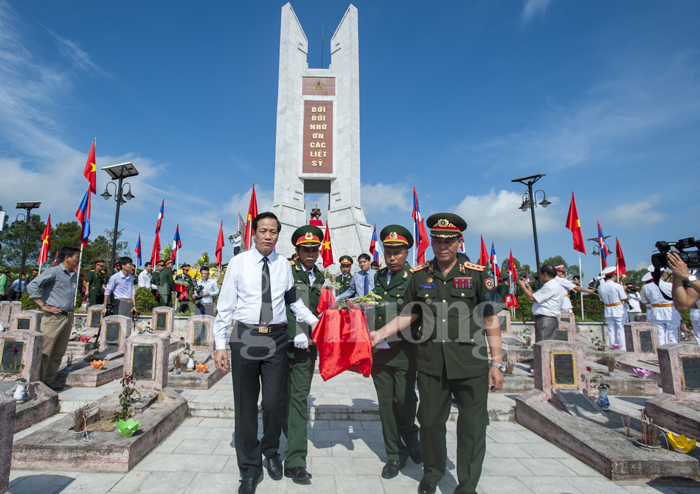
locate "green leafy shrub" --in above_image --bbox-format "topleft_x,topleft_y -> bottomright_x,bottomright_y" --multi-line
20,291 -> 38,310
135,287 -> 157,314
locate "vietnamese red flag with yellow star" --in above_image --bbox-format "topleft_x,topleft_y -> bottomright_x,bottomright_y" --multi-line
38,214 -> 51,266
244,184 -> 258,250
215,221 -> 225,267
321,221 -> 334,268
616,237 -> 627,276
565,192 -> 587,254
83,139 -> 97,194
479,235 -> 489,266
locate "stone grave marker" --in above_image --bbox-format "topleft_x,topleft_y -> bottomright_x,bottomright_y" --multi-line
556,389 -> 602,418
497,310 -> 511,333
98,315 -> 132,354
9,301 -> 22,319
656,344 -> 700,399
556,311 -> 577,342
0,330 -> 43,383
152,306 -> 174,334
123,334 -> 169,392
0,393 -> 16,494
0,302 -> 10,326
533,340 -> 586,399
87,305 -> 104,329
185,315 -> 216,362
623,322 -> 659,359
10,310 -> 42,332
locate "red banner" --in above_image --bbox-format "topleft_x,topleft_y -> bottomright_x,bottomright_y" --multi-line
311,308 -> 372,381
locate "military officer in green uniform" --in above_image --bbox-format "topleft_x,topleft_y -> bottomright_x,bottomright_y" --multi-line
335,256 -> 354,295
372,213 -> 504,494
370,225 -> 422,479
175,263 -> 193,313
283,225 -> 326,484
158,259 -> 176,308
86,261 -> 106,306
151,260 -> 163,305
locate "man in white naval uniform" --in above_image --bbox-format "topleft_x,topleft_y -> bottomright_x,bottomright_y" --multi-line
641,266 -> 681,345
554,265 -> 595,313
597,266 -> 628,350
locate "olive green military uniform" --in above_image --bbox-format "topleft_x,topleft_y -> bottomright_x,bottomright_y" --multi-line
151,267 -> 161,304
336,272 -> 353,295
158,266 -> 176,307
86,268 -> 106,306
283,225 -> 325,473
371,264 -> 420,465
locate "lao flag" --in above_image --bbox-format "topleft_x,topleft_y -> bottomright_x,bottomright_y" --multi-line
75,190 -> 91,247
490,242 -> 501,279
155,199 -> 165,234
135,234 -> 142,269
52,251 -> 58,266
369,225 -> 379,262
597,221 -> 609,268
412,188 -> 430,264
171,224 -> 181,262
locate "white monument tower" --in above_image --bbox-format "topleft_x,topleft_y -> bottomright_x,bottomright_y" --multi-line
271,3 -> 372,260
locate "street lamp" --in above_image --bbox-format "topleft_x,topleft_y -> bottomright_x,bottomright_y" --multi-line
14,201 -> 41,299
512,174 -> 548,276
101,162 -> 138,289
587,236 -> 613,276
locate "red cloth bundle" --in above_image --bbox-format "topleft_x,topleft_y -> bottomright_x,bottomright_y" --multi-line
311,307 -> 373,381
175,283 -> 189,301
316,288 -> 336,315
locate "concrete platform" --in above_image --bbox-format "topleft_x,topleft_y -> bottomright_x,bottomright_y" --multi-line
1,382 -> 59,433
167,368 -> 226,390
55,353 -> 124,388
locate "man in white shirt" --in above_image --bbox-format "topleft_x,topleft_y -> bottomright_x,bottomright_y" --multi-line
137,262 -> 155,289
642,267 -> 681,345
194,266 -> 219,316
554,265 -> 595,312
213,212 -> 318,494
517,265 -> 564,342
232,231 -> 243,256
597,266 -> 628,349
625,283 -> 643,322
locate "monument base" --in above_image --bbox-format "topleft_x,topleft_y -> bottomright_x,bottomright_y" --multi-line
1,381 -> 58,433
516,389 -> 700,481
11,387 -> 187,472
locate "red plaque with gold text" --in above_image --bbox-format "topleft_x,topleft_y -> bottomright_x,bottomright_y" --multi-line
303,101 -> 333,173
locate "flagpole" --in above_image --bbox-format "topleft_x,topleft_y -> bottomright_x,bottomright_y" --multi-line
578,251 -> 584,321
38,262 -> 43,276
74,243 -> 84,309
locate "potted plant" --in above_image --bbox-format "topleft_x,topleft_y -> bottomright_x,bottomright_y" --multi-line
607,357 -> 616,377
183,343 -> 195,371
111,375 -> 140,433
14,377 -> 27,403
521,328 -> 532,348
589,375 -> 611,409
173,354 -> 182,375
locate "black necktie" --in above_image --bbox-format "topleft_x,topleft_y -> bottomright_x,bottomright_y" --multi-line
260,256 -> 273,324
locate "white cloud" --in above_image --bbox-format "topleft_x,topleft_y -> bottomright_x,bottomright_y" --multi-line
361,183 -> 411,214
521,0 -> 555,25
635,260 -> 649,271
223,186 -> 274,221
453,188 -> 560,239
606,194 -> 665,227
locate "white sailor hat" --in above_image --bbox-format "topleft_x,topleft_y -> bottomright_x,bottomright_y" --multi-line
602,266 -> 617,276
642,272 -> 653,283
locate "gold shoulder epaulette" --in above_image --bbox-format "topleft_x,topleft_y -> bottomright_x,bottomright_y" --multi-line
463,261 -> 485,272
410,262 -> 430,273
289,260 -> 295,266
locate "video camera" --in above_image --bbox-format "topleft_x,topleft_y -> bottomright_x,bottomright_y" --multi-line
192,283 -> 204,301
651,237 -> 700,284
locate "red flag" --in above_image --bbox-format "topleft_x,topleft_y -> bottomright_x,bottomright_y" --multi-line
616,237 -> 627,276
508,250 -> 518,284
215,221 -> 225,267
38,215 -> 51,266
83,139 -> 96,194
416,219 -> 429,264
321,221 -> 334,268
479,235 -> 488,266
565,192 -> 586,254
150,230 -> 161,267
244,185 -> 258,250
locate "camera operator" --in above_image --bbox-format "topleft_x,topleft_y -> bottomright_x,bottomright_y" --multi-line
625,283 -> 643,322
668,252 -> 700,310
194,266 -> 219,316
643,265 -> 681,345
231,231 -> 243,256
517,265 -> 564,342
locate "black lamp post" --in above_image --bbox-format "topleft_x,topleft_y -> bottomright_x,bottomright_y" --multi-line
587,236 -> 613,276
100,163 -> 138,314
14,201 -> 41,299
511,174 -> 549,276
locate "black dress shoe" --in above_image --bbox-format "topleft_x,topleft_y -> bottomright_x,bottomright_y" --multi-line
265,455 -> 283,481
238,474 -> 262,494
381,460 -> 404,479
408,442 -> 422,464
46,381 -> 64,391
418,477 -> 437,494
284,466 -> 312,484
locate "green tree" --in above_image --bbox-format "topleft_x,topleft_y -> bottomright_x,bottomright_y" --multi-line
84,229 -> 130,272
623,268 -> 647,289
499,256 -> 532,279
50,221 -> 82,261
541,255 -> 582,279
161,245 -> 173,262
0,205 -> 46,270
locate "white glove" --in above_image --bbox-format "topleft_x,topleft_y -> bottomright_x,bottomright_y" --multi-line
375,339 -> 390,350
294,333 -> 309,349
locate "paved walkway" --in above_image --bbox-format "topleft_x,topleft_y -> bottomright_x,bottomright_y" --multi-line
8,372 -> 700,494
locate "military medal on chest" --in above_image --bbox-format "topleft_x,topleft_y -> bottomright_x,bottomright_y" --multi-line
453,277 -> 473,289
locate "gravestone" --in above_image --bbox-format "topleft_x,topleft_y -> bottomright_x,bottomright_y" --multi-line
0,330 -> 43,383
185,315 -> 215,361
123,334 -> 169,392
557,311 -> 577,343
497,310 -> 511,333
10,310 -> 42,332
9,302 -> 22,320
0,302 -> 9,326
98,315 -> 132,354
151,306 -> 174,334
87,305 -> 104,329
556,389 -> 602,419
533,340 -> 586,399
623,322 -> 659,359
0,394 -> 16,494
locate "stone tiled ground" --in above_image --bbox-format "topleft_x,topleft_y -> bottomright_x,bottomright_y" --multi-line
9,373 -> 700,493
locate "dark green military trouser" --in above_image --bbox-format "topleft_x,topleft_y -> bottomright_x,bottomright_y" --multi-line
283,357 -> 315,469
417,370 -> 488,494
158,295 -> 172,308
371,361 -> 419,464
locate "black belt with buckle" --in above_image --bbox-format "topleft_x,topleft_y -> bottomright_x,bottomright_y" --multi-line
59,311 -> 74,316
236,322 -> 287,334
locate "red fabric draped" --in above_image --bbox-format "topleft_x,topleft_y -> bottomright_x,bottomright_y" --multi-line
316,288 -> 336,315
311,308 -> 373,381
175,283 -> 189,301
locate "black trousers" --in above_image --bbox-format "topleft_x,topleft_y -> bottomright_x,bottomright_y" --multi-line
229,323 -> 289,479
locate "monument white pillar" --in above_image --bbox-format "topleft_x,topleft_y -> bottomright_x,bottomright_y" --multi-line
271,3 -> 372,261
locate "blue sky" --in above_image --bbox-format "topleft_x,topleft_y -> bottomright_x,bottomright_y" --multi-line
1,0 -> 699,280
